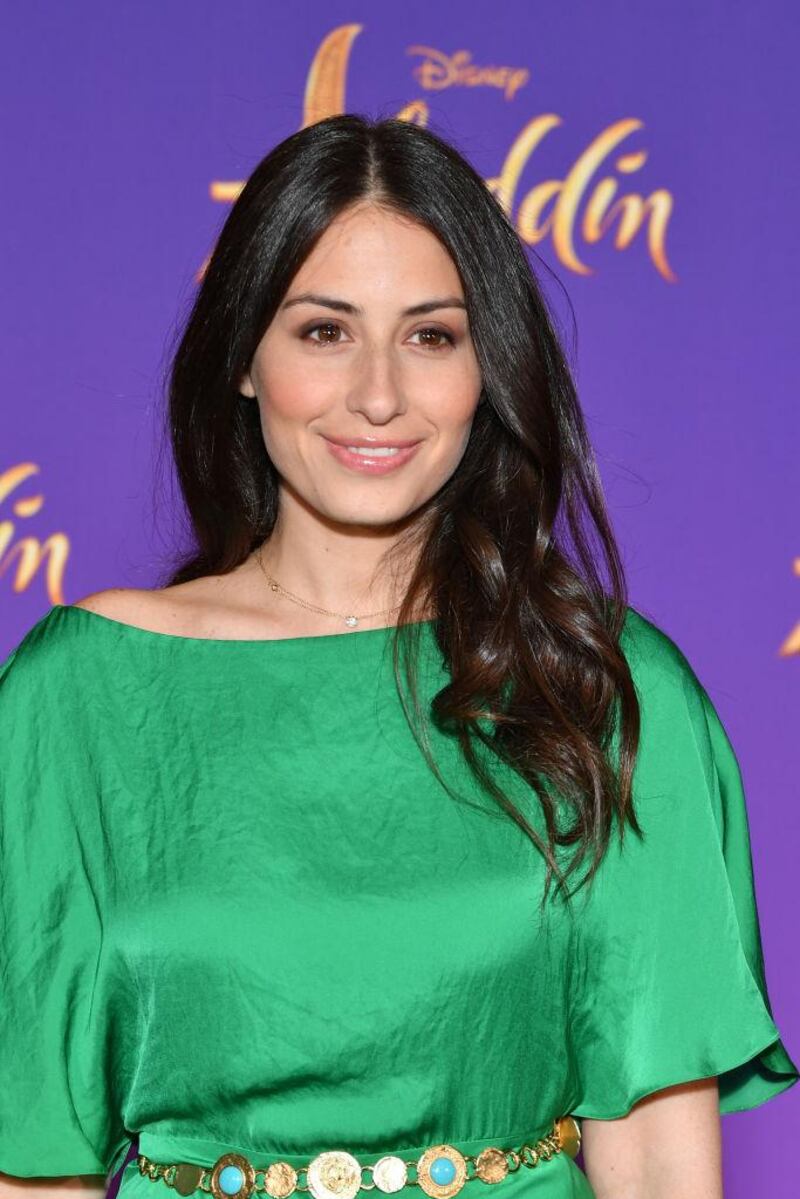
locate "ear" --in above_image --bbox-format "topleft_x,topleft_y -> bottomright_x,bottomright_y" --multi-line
238,370 -> 256,398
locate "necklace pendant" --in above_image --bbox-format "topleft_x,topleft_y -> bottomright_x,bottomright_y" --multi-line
344,615 -> 358,628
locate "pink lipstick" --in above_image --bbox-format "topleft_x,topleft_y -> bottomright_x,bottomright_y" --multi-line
322,435 -> 423,476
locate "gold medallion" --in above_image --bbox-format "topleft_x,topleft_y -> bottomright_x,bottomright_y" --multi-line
209,1151 -> 255,1199
372,1155 -> 407,1193
416,1145 -> 467,1199
555,1116 -> 581,1159
474,1147 -> 508,1184
174,1163 -> 205,1196
307,1150 -> 362,1199
265,1161 -> 299,1198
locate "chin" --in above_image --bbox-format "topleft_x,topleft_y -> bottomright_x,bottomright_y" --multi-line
316,495 -> 424,530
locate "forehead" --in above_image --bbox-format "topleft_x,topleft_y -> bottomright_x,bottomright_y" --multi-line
289,204 -> 464,297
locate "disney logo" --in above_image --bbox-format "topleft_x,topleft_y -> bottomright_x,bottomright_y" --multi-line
407,45 -> 529,101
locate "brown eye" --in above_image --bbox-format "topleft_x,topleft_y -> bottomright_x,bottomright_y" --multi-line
305,322 -> 343,346
412,327 -> 455,350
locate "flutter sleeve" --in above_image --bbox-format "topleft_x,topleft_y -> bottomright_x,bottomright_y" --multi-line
567,608 -> 799,1119
0,610 -> 125,1176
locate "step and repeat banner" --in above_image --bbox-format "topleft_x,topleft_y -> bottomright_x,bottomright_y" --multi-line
2,3 -> 797,1195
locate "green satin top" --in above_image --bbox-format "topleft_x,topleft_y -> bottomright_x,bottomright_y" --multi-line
0,602 -> 796,1198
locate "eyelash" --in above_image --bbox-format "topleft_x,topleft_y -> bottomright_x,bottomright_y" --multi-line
301,321 -> 456,351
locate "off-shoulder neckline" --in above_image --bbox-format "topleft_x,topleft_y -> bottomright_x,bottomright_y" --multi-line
52,602 -> 435,647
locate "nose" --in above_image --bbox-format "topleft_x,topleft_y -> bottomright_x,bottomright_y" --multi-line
344,344 -> 409,425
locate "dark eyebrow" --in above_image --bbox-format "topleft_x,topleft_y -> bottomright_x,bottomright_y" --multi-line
280,292 -> 467,318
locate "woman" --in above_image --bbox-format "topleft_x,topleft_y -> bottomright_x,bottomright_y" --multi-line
0,114 -> 796,1199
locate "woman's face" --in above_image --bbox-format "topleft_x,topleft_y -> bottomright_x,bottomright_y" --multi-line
238,202 -> 483,529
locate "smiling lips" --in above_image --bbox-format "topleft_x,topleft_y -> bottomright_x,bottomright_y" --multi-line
321,434 -> 423,475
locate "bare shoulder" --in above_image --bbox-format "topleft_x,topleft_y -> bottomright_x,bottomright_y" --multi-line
71,587 -> 161,624
69,569 -> 266,639
69,583 -> 209,637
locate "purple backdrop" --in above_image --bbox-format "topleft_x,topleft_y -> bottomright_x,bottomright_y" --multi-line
2,3 -> 797,1196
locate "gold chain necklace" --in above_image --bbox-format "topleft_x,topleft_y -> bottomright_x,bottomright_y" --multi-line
255,544 -> 403,629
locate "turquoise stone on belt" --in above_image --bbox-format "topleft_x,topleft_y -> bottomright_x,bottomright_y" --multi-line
430,1158 -> 456,1186
219,1165 -> 245,1195
209,1153 -> 255,1199
416,1144 -> 467,1199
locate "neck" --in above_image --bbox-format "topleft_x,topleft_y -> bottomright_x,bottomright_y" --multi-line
251,496 -> 425,623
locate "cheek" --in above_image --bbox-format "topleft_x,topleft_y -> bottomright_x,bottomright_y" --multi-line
426,369 -> 482,432
255,360 -> 321,423
253,366 -> 329,469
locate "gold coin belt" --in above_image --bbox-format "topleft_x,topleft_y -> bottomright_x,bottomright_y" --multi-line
136,1115 -> 581,1199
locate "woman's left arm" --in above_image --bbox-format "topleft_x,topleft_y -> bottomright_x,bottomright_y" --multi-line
580,1077 -> 722,1199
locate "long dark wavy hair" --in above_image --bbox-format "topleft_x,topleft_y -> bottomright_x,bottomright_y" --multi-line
155,113 -> 642,909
